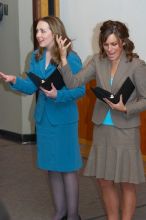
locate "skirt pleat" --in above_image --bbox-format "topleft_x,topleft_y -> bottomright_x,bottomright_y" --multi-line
84,125 -> 145,184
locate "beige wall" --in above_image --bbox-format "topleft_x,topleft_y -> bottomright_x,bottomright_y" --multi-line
0,0 -> 35,135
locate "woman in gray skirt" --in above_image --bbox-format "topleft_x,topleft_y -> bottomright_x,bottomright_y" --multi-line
51,20 -> 146,220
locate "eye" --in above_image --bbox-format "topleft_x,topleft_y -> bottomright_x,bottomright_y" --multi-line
36,28 -> 48,34
112,42 -> 118,46
41,29 -> 47,33
103,43 -> 108,47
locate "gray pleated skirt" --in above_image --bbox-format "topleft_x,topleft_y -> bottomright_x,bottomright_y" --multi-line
84,124 -> 145,184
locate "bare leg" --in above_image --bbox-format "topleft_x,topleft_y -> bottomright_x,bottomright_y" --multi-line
63,171 -> 80,220
48,171 -> 67,220
121,183 -> 136,220
98,179 -> 120,220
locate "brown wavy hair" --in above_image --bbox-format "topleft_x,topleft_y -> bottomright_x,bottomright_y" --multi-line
99,20 -> 139,61
35,16 -> 72,64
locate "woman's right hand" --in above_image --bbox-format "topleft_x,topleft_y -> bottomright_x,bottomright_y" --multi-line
56,35 -> 71,66
0,72 -> 16,84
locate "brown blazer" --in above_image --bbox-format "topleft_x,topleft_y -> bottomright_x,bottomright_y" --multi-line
61,52 -> 146,128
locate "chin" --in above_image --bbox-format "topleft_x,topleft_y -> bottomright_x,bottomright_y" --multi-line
108,57 -> 115,61
39,44 -> 46,47
109,55 -> 119,61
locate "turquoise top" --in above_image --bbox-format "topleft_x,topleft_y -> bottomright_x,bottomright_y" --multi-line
102,78 -> 114,125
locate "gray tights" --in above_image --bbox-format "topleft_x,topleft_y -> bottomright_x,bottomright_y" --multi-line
48,171 -> 80,220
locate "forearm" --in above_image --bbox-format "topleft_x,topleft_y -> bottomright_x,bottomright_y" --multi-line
60,58 -> 96,89
55,86 -> 85,103
10,77 -> 37,95
60,64 -> 83,88
126,99 -> 146,116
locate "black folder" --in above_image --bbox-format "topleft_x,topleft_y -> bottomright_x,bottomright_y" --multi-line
27,68 -> 65,91
91,77 -> 135,104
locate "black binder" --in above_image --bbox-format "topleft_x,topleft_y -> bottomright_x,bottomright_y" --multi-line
27,68 -> 65,91
91,77 -> 135,104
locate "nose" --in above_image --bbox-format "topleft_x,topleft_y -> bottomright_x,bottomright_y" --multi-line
107,45 -> 112,52
36,30 -> 41,38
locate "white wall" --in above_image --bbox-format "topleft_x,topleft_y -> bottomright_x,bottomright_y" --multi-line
60,0 -> 146,62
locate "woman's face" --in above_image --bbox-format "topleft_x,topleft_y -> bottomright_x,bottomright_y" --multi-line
103,33 -> 123,62
36,21 -> 54,50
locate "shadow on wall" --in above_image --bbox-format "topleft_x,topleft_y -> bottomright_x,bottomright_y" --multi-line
91,22 -> 102,54
0,200 -> 10,220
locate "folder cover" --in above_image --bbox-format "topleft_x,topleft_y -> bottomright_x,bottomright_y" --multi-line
91,77 -> 135,104
27,68 -> 65,91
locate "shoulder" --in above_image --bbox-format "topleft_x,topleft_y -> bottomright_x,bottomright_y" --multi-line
32,49 -> 39,56
133,57 -> 146,65
67,50 -> 82,64
91,53 -> 107,65
131,57 -> 146,71
92,53 -> 105,63
30,49 -> 38,61
93,53 -> 100,59
66,50 -> 82,72
131,58 -> 146,81
30,49 -> 46,63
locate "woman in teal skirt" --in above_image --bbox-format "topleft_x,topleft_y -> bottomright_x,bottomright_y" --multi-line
0,16 -> 84,220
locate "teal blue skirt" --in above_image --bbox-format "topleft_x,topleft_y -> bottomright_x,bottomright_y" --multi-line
36,113 -> 82,172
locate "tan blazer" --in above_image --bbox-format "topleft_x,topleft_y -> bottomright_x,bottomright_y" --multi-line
61,52 -> 146,128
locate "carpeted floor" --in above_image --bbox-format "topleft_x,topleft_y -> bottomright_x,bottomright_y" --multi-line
0,137 -> 146,220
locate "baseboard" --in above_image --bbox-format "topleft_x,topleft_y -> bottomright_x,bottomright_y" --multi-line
79,138 -> 92,146
0,129 -> 36,143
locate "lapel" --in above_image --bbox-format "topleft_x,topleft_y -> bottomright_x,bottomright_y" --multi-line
37,50 -> 46,78
98,58 -> 111,91
111,51 -> 130,94
98,52 -> 131,94
37,49 -> 56,79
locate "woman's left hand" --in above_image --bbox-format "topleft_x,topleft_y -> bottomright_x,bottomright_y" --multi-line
40,83 -> 57,99
104,95 -> 127,113
0,72 -> 16,84
56,35 -> 71,66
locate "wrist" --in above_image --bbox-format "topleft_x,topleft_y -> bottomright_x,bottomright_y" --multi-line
12,76 -> 16,84
61,58 -> 67,66
123,106 -> 127,113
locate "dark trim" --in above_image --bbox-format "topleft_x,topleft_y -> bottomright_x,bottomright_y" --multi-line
32,0 -> 40,49
0,130 -> 36,143
48,0 -> 55,15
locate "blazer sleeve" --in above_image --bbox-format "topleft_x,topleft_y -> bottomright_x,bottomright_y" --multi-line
55,51 -> 85,103
10,77 -> 38,95
60,54 -> 97,88
10,53 -> 38,95
126,60 -> 146,116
